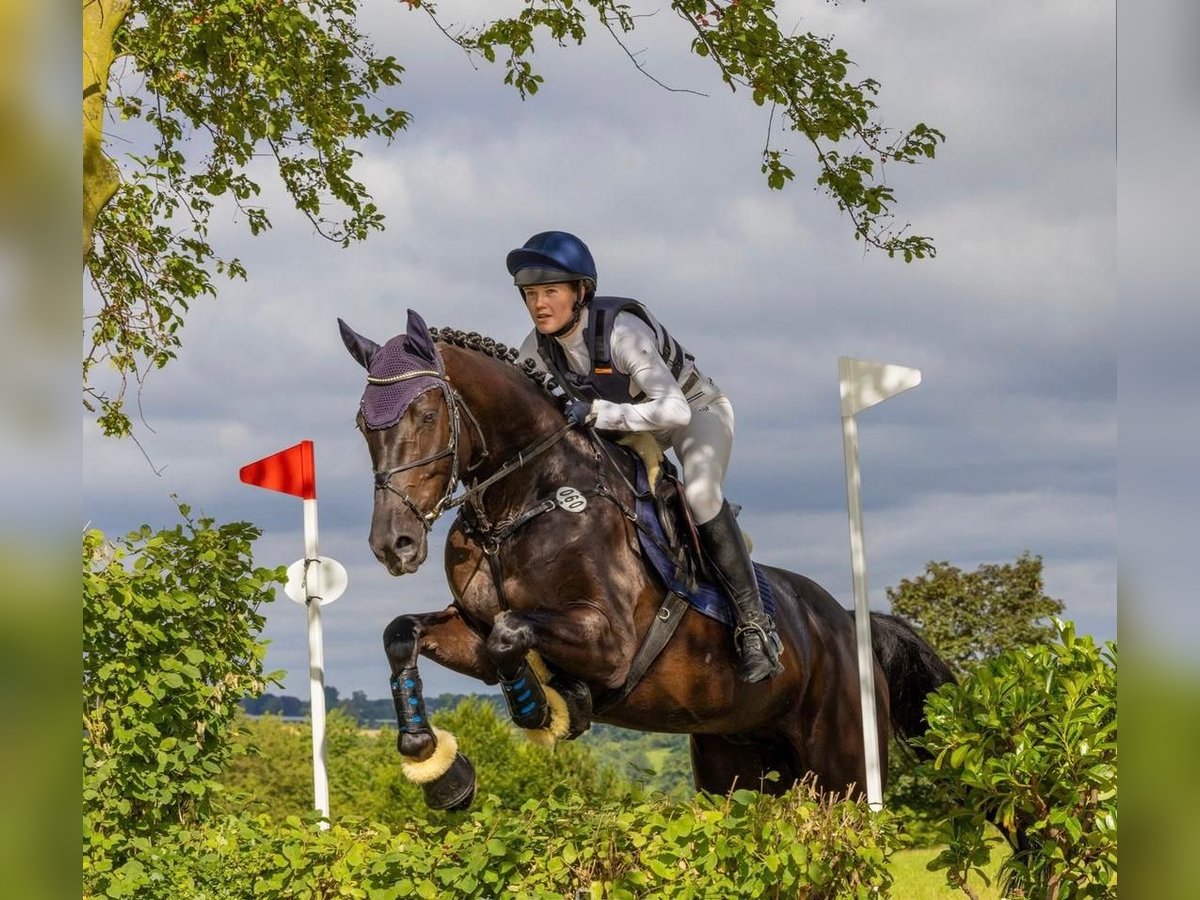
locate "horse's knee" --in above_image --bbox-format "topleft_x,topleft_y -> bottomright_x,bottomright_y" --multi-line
486,612 -> 536,674
383,615 -> 420,668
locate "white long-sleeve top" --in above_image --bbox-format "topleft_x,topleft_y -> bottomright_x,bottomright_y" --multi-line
518,308 -> 722,435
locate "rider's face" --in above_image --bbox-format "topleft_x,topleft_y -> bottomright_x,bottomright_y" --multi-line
523,282 -> 580,335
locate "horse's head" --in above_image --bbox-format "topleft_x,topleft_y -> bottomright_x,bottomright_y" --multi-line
341,310 -> 458,575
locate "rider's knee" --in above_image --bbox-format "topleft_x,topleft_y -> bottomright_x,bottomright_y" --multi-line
684,479 -> 724,525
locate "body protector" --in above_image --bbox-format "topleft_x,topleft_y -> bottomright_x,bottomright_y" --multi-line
537,297 -> 694,404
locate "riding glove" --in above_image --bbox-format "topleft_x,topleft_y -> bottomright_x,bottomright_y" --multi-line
563,399 -> 596,429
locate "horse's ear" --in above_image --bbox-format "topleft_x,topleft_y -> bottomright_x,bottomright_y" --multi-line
338,318 -> 380,371
404,309 -> 436,363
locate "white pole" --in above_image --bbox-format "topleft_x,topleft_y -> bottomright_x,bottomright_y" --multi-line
302,497 -> 331,825
841,412 -> 884,810
837,357 -> 922,813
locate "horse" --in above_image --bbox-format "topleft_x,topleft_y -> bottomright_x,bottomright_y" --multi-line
340,310 -> 954,810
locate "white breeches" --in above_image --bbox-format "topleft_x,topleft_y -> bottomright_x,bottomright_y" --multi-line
671,395 -> 735,526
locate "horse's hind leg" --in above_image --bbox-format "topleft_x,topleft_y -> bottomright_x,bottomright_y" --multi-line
689,733 -> 798,797
383,605 -> 496,810
781,681 -> 889,801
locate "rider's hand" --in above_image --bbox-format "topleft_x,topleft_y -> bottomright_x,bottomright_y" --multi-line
563,399 -> 595,429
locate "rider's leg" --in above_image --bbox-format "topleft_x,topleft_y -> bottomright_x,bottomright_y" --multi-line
675,399 -> 783,683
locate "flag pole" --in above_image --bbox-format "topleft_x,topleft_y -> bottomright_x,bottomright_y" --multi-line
302,496 -> 331,825
239,439 -> 338,827
838,357 -> 922,811
841,409 -> 884,809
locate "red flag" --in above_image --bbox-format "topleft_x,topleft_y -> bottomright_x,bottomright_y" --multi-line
239,440 -> 316,499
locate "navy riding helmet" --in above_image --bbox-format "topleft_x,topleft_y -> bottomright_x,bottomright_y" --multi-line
506,231 -> 598,291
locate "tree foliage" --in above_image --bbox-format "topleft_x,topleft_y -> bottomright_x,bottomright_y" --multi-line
917,621 -> 1117,899
82,0 -> 942,436
450,1 -> 943,254
83,0 -> 408,436
887,552 -> 1066,679
82,510 -> 284,880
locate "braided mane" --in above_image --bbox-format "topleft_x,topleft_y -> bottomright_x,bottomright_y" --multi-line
431,327 -> 561,397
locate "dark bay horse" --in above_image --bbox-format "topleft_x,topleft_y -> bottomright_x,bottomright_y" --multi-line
341,311 -> 954,810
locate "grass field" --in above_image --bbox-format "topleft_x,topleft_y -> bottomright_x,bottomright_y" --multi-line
890,846 -> 1006,899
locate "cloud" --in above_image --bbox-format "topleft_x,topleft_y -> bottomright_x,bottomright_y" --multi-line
84,1 -> 1116,697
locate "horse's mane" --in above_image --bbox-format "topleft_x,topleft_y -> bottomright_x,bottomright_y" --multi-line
431,327 -> 561,398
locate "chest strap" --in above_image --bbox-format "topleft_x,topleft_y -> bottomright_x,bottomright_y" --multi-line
592,589 -> 690,715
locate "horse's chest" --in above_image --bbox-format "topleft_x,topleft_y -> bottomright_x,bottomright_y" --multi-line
444,526 -> 542,623
445,521 -> 606,623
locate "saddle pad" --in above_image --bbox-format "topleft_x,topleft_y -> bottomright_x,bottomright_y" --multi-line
633,460 -> 775,628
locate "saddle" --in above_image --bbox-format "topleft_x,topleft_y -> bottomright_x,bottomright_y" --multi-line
611,433 -> 776,627
614,433 -> 704,587
577,432 -> 778,717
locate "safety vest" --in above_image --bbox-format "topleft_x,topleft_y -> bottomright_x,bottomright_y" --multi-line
536,297 -> 693,404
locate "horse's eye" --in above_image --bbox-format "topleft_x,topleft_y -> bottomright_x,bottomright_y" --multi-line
421,410 -> 438,427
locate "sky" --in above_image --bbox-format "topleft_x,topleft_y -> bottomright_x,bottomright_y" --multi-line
83,1 -> 1118,700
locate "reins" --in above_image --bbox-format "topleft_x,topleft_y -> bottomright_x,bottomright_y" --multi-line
371,359 -> 680,559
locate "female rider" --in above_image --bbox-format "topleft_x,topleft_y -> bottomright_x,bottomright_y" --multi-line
509,230 -> 783,683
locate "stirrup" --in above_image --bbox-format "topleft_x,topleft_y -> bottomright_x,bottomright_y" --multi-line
734,620 -> 784,661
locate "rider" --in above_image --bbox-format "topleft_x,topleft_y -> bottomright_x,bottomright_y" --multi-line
508,230 -> 784,683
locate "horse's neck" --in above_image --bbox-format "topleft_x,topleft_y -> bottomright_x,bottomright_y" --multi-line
445,347 -> 569,491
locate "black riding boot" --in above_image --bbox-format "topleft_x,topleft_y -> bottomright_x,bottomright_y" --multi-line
697,501 -> 784,683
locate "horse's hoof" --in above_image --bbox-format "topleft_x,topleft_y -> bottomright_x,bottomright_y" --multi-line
421,752 -> 477,811
550,675 -> 594,740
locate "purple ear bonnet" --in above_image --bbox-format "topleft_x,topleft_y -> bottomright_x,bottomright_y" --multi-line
359,311 -> 443,430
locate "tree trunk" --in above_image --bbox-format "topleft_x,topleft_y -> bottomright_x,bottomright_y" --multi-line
82,0 -> 131,266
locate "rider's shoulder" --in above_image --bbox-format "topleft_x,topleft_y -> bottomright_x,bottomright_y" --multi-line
610,308 -> 659,342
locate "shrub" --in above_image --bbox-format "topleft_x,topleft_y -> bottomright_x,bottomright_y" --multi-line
221,699 -> 631,825
917,620 -> 1117,898
82,511 -> 284,886
85,780 -> 898,899
882,737 -> 944,847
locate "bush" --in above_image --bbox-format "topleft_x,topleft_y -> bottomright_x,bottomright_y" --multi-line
917,620 -> 1117,898
85,781 -> 899,899
882,737 -> 944,848
221,699 -> 631,825
82,511 -> 284,885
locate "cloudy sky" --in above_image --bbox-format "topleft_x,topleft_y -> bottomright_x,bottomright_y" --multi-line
83,1 -> 1117,699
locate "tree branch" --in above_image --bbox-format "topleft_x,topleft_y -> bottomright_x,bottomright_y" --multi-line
599,16 -> 708,97
83,0 -> 134,265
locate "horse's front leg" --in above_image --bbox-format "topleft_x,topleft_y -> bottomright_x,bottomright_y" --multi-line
487,606 -> 620,745
383,605 -> 496,810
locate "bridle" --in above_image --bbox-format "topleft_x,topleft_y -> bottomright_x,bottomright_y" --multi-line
368,354 -> 572,533
369,363 -> 473,531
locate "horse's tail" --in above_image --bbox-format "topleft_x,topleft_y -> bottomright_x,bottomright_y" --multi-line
860,612 -> 956,755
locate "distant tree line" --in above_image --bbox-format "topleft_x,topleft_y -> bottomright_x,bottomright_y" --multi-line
241,687 -> 503,724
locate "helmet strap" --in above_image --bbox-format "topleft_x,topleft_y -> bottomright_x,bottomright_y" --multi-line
547,282 -> 590,338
